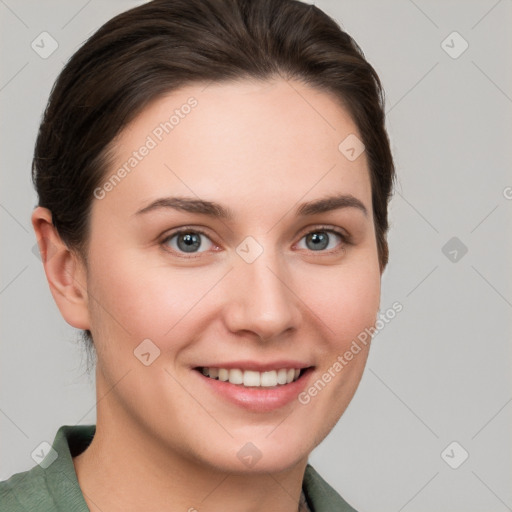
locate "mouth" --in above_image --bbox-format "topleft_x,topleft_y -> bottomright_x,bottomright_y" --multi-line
193,366 -> 312,388
191,361 -> 316,412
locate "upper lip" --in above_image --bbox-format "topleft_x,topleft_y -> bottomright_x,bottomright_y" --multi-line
194,360 -> 314,372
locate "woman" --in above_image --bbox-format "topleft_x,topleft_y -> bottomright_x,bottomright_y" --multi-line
0,0 -> 395,510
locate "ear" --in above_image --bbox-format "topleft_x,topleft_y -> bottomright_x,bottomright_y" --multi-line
31,206 -> 91,330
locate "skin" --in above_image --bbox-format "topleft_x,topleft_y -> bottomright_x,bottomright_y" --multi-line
32,78 -> 382,512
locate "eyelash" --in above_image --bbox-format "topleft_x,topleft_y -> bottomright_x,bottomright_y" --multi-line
160,225 -> 351,259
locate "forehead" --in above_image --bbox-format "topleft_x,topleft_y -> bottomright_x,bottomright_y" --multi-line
99,78 -> 372,220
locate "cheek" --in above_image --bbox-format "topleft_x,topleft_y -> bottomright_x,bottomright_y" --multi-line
314,260 -> 380,348
300,261 -> 379,423
339,276 -> 379,339
87,251 -> 219,345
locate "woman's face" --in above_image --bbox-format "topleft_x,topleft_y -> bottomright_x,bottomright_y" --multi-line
83,78 -> 381,473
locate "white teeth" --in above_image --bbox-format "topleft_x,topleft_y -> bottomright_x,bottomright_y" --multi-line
276,368 -> 288,385
260,371 -> 277,387
243,370 -> 260,387
229,368 -> 243,385
200,367 -> 303,387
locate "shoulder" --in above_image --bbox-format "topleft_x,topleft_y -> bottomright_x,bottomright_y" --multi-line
0,424 -> 95,512
303,463 -> 359,512
0,464 -> 54,512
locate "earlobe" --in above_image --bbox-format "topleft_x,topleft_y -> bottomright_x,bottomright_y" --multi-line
31,206 -> 91,330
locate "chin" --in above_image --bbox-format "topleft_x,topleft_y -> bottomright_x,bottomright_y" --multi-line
191,437 -> 310,475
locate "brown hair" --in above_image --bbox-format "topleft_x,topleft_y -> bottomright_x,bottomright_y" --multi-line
32,0 -> 396,363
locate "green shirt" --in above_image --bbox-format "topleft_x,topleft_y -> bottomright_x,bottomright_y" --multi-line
0,425 -> 358,511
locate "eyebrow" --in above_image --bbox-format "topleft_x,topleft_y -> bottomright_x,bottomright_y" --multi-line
134,193 -> 368,219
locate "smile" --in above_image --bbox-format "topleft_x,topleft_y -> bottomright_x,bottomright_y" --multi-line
198,367 -> 303,387
193,365 -> 315,412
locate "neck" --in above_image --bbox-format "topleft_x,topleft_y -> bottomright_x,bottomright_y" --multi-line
73,380 -> 309,512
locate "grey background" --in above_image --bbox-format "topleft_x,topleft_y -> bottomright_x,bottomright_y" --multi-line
1,1 -> 511,511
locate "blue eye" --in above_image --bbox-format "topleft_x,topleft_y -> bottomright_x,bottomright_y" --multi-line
296,229 -> 347,252
162,229 -> 214,255
161,226 -> 349,257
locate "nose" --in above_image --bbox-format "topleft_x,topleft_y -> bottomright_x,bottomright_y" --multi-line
222,248 -> 301,342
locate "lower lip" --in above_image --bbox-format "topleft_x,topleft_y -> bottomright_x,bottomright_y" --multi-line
194,368 -> 314,413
